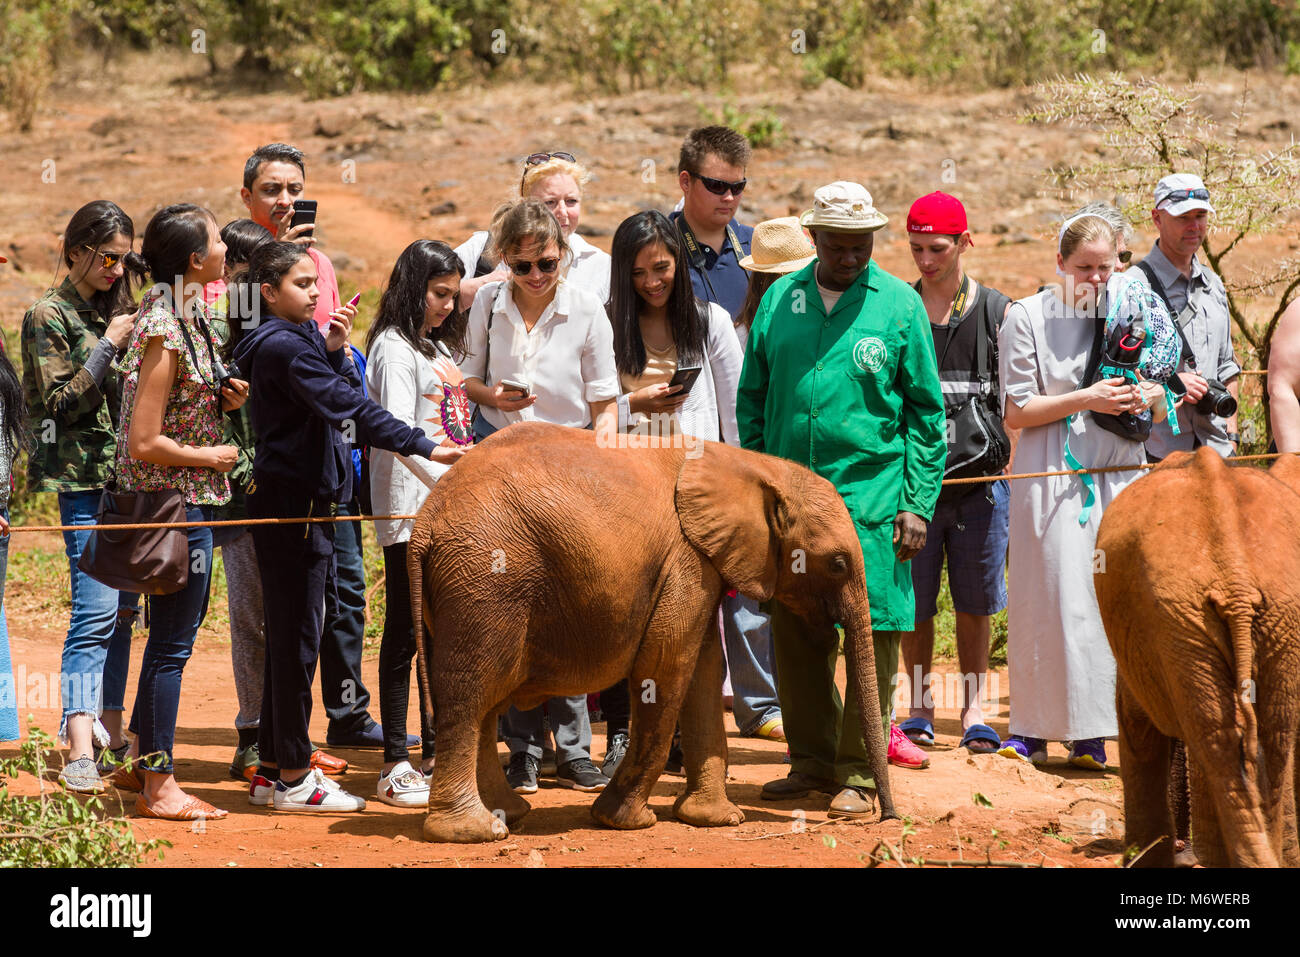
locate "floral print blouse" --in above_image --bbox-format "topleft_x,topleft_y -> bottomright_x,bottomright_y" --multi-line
114,287 -> 230,506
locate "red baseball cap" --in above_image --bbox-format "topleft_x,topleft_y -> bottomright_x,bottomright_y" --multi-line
906,192 -> 970,237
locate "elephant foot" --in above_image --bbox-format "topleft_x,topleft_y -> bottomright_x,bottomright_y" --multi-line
422,802 -> 510,844
482,787 -> 531,827
673,790 -> 744,828
591,787 -> 656,830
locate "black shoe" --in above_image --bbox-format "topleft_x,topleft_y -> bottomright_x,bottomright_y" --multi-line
664,732 -> 685,776
506,751 -> 540,794
602,732 -> 629,778
556,758 -> 608,792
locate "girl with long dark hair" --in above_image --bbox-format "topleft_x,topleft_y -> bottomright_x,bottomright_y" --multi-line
108,203 -> 249,821
20,200 -> 148,790
364,239 -> 472,806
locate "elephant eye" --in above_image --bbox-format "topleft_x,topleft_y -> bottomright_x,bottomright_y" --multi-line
831,554 -> 849,575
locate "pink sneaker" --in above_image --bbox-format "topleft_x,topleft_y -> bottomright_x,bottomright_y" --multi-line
888,722 -> 930,770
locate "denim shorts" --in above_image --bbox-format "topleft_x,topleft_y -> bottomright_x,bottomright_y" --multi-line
911,479 -> 1009,621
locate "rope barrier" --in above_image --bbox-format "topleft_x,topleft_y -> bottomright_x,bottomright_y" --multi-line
9,452 -> 1295,533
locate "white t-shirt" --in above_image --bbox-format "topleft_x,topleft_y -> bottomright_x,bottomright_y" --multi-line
460,279 -> 619,431
454,231 -> 612,304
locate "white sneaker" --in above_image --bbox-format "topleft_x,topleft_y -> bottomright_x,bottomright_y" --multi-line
376,760 -> 430,808
249,773 -> 275,806
273,768 -> 366,812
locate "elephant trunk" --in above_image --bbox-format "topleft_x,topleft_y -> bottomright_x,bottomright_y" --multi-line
841,587 -> 897,821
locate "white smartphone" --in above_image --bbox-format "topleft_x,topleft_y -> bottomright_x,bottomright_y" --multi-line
499,377 -> 529,395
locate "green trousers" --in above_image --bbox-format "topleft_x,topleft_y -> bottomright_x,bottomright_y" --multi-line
769,600 -> 900,790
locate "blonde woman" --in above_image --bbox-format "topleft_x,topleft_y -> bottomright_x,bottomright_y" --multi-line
455,151 -> 611,309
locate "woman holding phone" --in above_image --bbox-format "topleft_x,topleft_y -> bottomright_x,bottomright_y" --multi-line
460,198 -> 618,794
109,204 -> 248,820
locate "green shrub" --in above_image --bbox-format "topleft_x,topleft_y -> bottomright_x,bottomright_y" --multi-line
698,103 -> 785,149
0,2 -> 74,131
0,725 -> 170,867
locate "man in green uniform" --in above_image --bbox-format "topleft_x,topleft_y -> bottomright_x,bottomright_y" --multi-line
736,181 -> 946,818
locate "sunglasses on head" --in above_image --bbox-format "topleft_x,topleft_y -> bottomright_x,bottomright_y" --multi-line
1162,187 -> 1210,204
1118,250 -> 1133,264
507,257 -> 560,277
691,172 -> 747,196
83,245 -> 126,269
525,151 -> 576,168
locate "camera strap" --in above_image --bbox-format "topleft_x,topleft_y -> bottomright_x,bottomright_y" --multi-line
676,216 -> 744,309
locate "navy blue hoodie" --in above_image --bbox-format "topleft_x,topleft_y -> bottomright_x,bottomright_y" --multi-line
233,316 -> 435,501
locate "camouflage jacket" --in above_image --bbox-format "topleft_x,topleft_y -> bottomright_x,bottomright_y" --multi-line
20,279 -> 122,492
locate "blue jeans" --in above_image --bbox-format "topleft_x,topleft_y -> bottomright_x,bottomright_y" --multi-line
127,505 -> 213,774
57,490 -> 140,741
320,498 -> 373,735
0,506 -> 17,741
722,593 -> 781,734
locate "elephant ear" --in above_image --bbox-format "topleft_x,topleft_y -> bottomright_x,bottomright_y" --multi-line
675,443 -> 790,601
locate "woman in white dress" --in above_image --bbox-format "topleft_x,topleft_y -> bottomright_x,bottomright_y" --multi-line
454,151 -> 611,310
996,212 -> 1178,770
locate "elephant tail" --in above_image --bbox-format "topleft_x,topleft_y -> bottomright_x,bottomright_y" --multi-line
1209,587 -> 1262,805
408,504 -> 438,730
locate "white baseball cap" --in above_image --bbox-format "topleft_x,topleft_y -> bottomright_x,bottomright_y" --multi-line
1154,173 -> 1214,217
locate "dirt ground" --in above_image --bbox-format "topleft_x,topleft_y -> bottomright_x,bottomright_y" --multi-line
5,54 -> 1293,867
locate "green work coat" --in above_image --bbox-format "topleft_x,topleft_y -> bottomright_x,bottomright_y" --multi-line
736,259 -> 946,630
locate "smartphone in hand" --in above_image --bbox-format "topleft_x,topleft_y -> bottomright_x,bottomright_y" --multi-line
667,366 -> 702,395
290,200 -> 318,230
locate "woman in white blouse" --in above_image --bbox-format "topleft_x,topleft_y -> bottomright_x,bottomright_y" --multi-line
455,151 -> 611,310
459,199 -> 618,794
364,239 -> 471,807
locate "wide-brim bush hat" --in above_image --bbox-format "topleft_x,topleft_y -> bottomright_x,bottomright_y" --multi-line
799,181 -> 889,232
738,217 -> 817,273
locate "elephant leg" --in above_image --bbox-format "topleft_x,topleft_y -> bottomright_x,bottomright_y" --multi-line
591,634 -> 698,831
475,706 -> 530,827
1117,678 -> 1175,868
1285,737 -> 1300,867
1184,732 -> 1278,867
1187,759 -> 1228,867
674,624 -> 743,828
423,700 -> 507,844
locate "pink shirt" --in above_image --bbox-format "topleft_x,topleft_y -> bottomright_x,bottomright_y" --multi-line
309,247 -> 341,331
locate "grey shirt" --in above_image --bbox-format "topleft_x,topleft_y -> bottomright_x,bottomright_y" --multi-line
1131,241 -> 1240,458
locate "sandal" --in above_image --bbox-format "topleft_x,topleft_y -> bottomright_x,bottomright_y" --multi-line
108,763 -> 144,792
752,716 -> 786,742
959,723 -> 1002,754
134,794 -> 227,821
899,717 -> 935,747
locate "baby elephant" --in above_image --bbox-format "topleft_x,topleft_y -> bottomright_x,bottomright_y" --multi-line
407,422 -> 895,843
1095,448 -> 1300,867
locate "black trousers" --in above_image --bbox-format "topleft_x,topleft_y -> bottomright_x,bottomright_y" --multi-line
319,498 -> 373,735
249,480 -> 335,771
379,541 -> 434,763
599,680 -> 630,739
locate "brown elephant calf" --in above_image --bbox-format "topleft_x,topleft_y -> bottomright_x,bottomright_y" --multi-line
1095,447 -> 1300,866
406,422 -> 895,843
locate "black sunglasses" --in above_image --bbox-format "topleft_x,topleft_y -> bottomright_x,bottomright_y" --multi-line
508,257 -> 560,277
83,245 -> 126,269
691,172 -> 747,196
525,151 -> 576,167
1118,250 -> 1133,264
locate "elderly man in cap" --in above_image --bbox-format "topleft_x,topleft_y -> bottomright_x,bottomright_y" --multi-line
1133,173 -> 1241,460
736,182 -> 946,817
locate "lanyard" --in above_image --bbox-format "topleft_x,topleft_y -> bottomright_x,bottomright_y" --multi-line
675,215 -> 745,308
914,274 -> 971,369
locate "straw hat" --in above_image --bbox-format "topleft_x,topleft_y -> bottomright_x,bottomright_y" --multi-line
738,217 -> 816,274
798,181 -> 889,232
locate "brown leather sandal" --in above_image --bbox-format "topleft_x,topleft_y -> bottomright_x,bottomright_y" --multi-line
109,763 -> 145,792
134,794 -> 228,821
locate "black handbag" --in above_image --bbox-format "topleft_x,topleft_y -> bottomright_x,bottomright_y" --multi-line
938,295 -> 1010,503
77,483 -> 189,595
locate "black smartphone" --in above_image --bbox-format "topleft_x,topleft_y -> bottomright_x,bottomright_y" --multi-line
668,365 -> 702,395
290,199 -> 317,230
